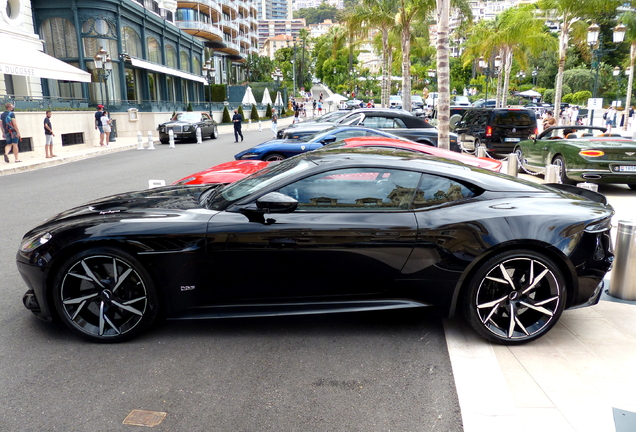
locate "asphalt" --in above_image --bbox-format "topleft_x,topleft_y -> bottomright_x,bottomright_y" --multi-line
2,116 -> 636,432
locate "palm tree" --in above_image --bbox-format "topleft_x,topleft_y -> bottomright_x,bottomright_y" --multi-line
352,0 -> 398,107
620,12 -> 636,129
539,0 -> 621,124
436,0 -> 451,149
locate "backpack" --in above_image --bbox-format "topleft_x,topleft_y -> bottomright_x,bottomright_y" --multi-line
1,111 -> 14,133
603,112 -> 607,120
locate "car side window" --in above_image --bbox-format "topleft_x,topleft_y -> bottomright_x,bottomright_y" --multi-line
411,173 -> 478,209
277,168 -> 422,211
332,130 -> 370,140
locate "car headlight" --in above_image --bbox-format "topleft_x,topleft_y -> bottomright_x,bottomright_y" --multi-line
585,218 -> 612,233
21,232 -> 52,253
239,153 -> 260,159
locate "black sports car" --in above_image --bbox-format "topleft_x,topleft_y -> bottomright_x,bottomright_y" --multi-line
18,149 -> 614,344
157,112 -> 218,144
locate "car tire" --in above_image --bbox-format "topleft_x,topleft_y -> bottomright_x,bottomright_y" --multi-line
462,249 -> 566,344
513,146 -> 524,169
53,247 -> 160,343
211,126 -> 218,140
160,139 -> 169,144
628,184 -> 636,190
263,153 -> 287,162
552,155 -> 574,184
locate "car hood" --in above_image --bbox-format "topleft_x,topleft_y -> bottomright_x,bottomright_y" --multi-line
44,185 -> 216,223
159,120 -> 197,126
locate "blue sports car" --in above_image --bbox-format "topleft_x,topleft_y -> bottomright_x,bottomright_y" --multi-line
234,126 -> 408,161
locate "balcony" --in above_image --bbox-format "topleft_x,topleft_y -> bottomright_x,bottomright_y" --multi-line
176,20 -> 224,41
177,0 -> 222,20
219,20 -> 238,37
237,34 -> 250,48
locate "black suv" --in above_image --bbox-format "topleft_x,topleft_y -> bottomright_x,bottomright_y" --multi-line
454,108 -> 537,156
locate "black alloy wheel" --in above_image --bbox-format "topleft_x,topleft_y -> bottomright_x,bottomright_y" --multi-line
463,250 -> 566,344
53,247 -> 159,342
552,155 -> 574,184
263,153 -> 287,162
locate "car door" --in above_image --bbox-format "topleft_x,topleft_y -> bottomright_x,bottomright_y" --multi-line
201,113 -> 213,135
207,166 -> 420,302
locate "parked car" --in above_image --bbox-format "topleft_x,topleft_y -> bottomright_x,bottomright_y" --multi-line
236,126 -> 406,161
157,112 -> 218,143
389,95 -> 402,107
514,125 -> 636,189
454,108 -> 538,156
471,99 -> 497,108
425,92 -> 439,107
345,99 -> 365,109
173,160 -> 269,185
19,150 -> 613,344
279,110 -> 459,151
426,106 -> 472,129
451,96 -> 471,106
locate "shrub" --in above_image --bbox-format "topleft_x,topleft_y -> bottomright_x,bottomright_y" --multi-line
572,91 -> 592,105
186,103 -> 193,112
211,84 -> 227,102
265,103 -> 272,117
562,94 -> 574,103
238,105 -> 245,119
250,104 -> 259,120
222,106 -> 232,123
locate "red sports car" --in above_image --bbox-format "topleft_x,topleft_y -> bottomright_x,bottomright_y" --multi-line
173,137 -> 502,185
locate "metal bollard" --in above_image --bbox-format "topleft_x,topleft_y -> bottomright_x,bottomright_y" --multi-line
168,129 -> 175,148
477,145 -> 487,158
506,153 -> 518,177
258,120 -> 262,132
148,131 -> 156,150
576,182 -> 599,192
609,220 -> 636,301
248,119 -> 252,130
196,127 -> 202,144
137,131 -> 144,150
545,164 -> 559,183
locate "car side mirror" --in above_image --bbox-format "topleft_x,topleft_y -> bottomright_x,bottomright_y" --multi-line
529,134 -> 537,142
256,192 -> 298,213
320,136 -> 337,144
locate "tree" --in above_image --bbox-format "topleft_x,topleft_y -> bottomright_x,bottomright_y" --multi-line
621,11 -> 636,128
437,0 -> 451,149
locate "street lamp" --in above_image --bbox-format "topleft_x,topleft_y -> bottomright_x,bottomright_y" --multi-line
613,66 -> 621,107
479,55 -> 501,106
428,69 -> 437,108
202,59 -> 215,117
272,68 -> 283,115
532,68 -> 538,86
93,47 -> 113,111
291,60 -> 296,100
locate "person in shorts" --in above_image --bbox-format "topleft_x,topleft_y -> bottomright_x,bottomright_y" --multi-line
100,110 -> 112,144
95,105 -> 105,145
271,111 -> 278,138
2,102 -> 22,163
44,111 -> 57,158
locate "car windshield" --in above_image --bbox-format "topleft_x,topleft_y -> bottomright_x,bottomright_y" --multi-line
306,126 -> 346,142
316,111 -> 348,123
176,113 -> 200,121
206,157 -> 314,210
412,96 -> 423,102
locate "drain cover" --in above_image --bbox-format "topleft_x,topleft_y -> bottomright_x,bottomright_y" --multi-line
123,409 -> 167,427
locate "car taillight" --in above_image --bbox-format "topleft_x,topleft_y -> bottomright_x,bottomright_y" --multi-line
534,127 -> 538,135
485,126 -> 493,137
579,150 -> 605,157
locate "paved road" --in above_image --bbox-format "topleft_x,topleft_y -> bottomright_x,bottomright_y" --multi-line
0,131 -> 463,431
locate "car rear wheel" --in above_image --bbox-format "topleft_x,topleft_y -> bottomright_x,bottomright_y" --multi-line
552,155 -> 574,184
211,126 -> 218,140
264,153 -> 287,162
462,250 -> 566,344
160,138 -> 169,144
53,247 -> 159,343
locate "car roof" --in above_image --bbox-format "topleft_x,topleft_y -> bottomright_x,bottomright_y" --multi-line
303,149 -> 545,193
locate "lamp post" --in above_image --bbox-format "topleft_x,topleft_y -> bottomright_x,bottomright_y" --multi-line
93,47 -> 113,111
202,59 -> 215,117
478,56 -> 501,106
613,66 -> 621,107
428,69 -> 437,108
291,60 -> 296,100
532,68 -> 538,87
516,70 -> 526,89
587,23 -> 626,125
272,68 -> 283,115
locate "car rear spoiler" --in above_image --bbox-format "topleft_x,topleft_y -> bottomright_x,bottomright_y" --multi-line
544,183 -> 608,205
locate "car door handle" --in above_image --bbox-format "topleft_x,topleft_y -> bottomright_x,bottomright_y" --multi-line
375,232 -> 400,237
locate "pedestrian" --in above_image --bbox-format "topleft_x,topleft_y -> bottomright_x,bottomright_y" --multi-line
1,102 -> 22,163
302,103 -> 307,117
271,111 -> 278,138
293,105 -> 300,123
542,111 -> 556,131
319,92 -> 323,102
570,107 -> 579,126
318,101 -> 323,115
44,110 -> 57,158
232,109 -> 243,142
605,106 -> 616,134
312,100 -> 316,116
94,104 -> 105,146
100,110 -> 112,145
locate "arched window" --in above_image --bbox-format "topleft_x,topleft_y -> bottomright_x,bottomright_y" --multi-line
166,44 -> 177,68
180,51 -> 190,72
192,56 -> 201,75
81,17 -> 117,58
40,18 -> 78,59
147,37 -> 161,63
122,27 -> 142,58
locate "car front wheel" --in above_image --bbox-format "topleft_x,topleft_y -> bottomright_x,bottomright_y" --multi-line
211,126 -> 218,140
53,247 -> 160,343
552,155 -> 574,184
263,153 -> 287,162
462,250 -> 566,344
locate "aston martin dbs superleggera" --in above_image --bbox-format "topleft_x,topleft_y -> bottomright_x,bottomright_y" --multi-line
19,149 -> 614,344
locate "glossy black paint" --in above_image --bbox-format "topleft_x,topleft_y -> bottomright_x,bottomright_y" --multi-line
157,112 -> 218,143
18,151 -> 614,337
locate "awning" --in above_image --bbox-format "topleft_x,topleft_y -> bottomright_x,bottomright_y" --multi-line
128,57 -> 207,84
0,34 -> 91,83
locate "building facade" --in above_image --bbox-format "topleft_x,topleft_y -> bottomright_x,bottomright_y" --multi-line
257,0 -> 291,20
257,18 -> 305,47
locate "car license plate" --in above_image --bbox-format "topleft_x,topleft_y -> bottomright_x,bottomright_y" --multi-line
616,165 -> 636,172
505,138 -> 521,142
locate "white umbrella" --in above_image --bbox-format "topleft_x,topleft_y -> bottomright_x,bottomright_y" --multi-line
518,90 -> 542,97
274,91 -> 283,107
242,86 -> 257,105
262,88 -> 273,105
324,94 -> 347,103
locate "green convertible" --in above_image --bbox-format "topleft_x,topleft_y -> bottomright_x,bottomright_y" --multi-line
515,125 -> 636,190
